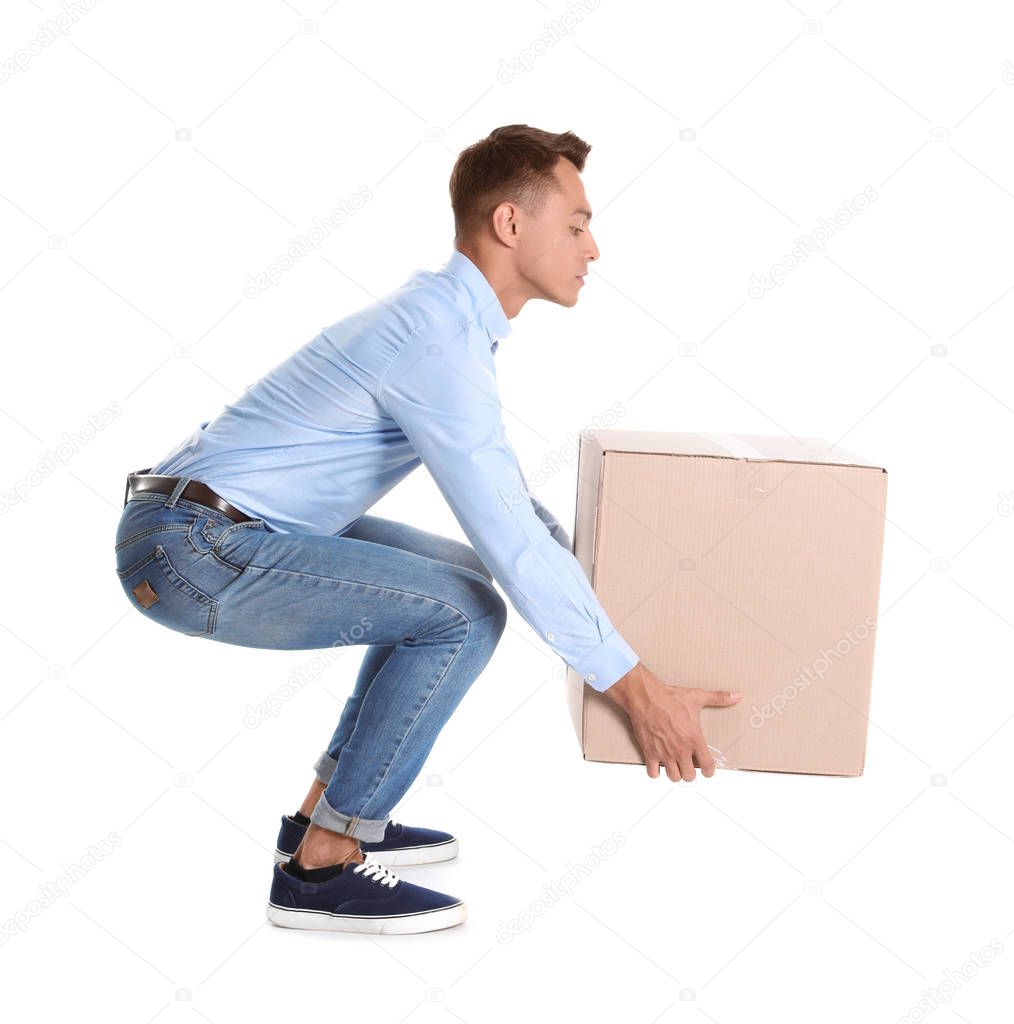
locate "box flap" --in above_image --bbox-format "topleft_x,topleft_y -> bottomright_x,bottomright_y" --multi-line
584,429 -> 884,471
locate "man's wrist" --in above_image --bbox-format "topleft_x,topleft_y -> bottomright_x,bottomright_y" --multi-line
603,660 -> 655,713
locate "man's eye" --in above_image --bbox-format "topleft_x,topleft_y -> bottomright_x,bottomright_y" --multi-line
571,226 -> 584,235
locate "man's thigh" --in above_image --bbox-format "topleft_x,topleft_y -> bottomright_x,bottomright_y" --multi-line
341,514 -> 492,581
212,518 -> 499,650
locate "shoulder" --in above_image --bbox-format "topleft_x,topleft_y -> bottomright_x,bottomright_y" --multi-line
396,266 -> 475,336
317,262 -> 480,388
378,267 -> 492,370
352,264 -> 473,334
321,264 -> 475,345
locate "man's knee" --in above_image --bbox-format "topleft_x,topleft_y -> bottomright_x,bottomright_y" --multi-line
477,582 -> 508,638
455,543 -> 493,583
421,573 -> 506,643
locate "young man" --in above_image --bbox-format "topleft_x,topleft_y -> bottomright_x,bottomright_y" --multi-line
114,124 -> 741,935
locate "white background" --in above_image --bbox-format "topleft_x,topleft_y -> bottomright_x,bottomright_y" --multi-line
2,0 -> 1012,1020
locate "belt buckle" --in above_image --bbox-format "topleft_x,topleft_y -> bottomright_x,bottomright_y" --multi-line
123,467 -> 154,508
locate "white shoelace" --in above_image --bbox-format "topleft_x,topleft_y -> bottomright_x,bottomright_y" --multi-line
352,857 -> 400,888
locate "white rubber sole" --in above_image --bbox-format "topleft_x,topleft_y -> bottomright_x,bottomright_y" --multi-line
266,899 -> 467,935
273,837 -> 458,868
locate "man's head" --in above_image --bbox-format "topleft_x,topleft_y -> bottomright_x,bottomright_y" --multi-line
449,124 -> 600,314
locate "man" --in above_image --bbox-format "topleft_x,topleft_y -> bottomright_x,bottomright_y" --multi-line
114,124 -> 741,935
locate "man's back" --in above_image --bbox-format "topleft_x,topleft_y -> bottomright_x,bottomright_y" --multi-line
150,249 -> 509,535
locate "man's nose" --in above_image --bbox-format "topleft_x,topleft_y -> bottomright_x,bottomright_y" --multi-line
585,230 -> 600,262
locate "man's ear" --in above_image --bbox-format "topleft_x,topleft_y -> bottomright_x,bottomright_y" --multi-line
491,201 -> 520,248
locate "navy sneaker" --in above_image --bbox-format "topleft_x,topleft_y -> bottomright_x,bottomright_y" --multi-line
273,814 -> 458,867
267,857 -> 466,934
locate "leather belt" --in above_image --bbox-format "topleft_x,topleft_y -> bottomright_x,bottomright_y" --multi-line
124,468 -> 255,524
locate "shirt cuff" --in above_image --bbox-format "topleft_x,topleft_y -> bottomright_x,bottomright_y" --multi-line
571,633 -> 640,693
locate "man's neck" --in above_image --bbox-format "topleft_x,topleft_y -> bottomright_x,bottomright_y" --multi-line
456,244 -> 528,320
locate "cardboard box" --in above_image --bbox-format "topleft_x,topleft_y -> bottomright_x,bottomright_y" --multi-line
566,430 -> 888,776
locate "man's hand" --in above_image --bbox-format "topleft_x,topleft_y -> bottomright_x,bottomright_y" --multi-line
603,661 -> 741,781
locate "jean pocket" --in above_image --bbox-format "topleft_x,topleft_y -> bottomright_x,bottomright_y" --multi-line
117,544 -> 218,637
187,513 -> 267,571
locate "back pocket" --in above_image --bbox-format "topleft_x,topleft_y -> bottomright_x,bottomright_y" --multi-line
117,544 -> 218,637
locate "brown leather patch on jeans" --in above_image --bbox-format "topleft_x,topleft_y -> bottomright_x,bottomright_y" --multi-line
132,578 -> 159,609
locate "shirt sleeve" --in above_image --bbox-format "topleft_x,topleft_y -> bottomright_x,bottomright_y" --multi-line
526,489 -> 572,553
376,322 -> 638,691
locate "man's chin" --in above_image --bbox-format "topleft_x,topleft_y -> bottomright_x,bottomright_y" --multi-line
535,283 -> 580,308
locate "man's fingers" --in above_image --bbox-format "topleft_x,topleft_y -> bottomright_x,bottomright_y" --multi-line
694,688 -> 743,708
650,750 -> 717,781
674,750 -> 697,782
696,746 -> 717,778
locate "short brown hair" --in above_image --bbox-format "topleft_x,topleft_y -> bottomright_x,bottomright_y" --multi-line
449,124 -> 591,244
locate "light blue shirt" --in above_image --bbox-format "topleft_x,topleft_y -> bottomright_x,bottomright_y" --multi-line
151,249 -> 639,691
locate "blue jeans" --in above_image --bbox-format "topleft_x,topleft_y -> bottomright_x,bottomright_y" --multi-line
114,478 -> 508,841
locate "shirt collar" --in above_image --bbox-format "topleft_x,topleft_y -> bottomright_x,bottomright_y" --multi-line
441,249 -> 512,351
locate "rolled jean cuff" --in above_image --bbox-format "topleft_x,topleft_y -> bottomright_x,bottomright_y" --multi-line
310,792 -> 389,842
312,750 -> 338,785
